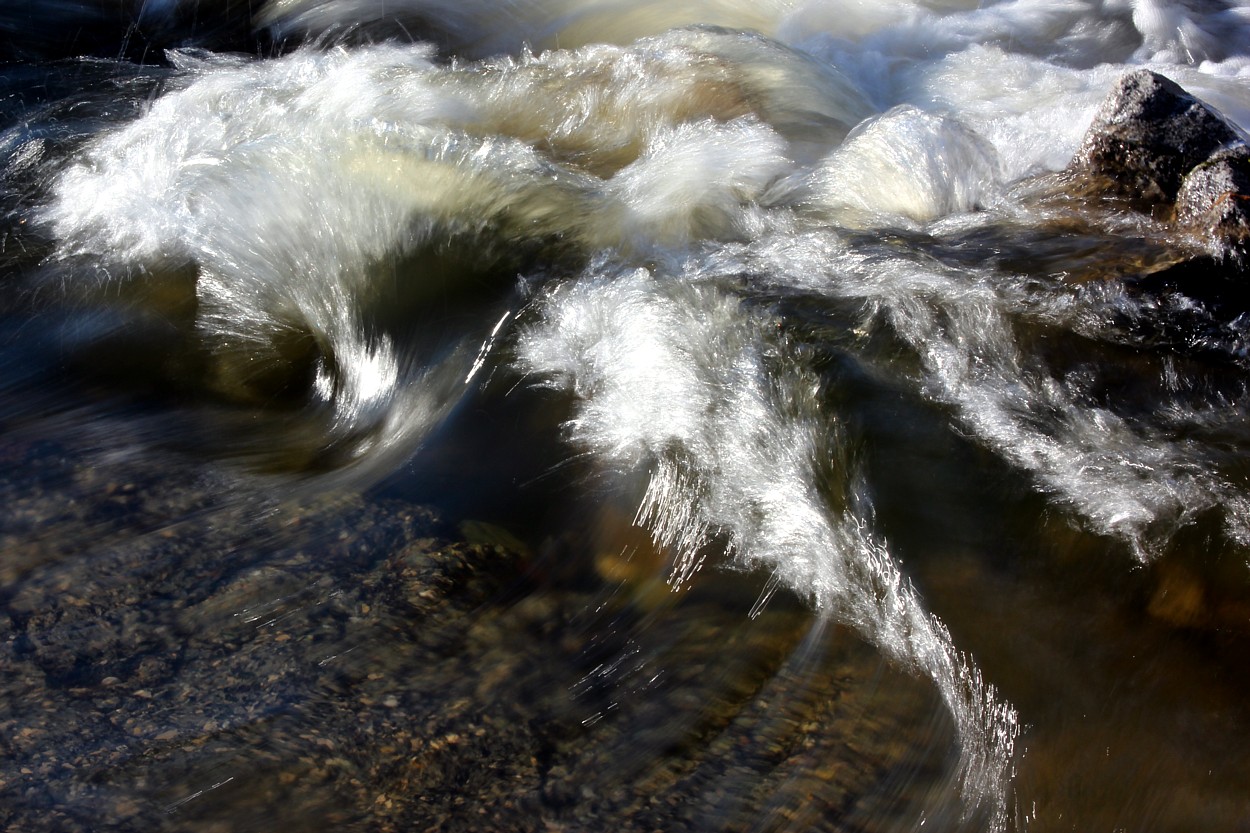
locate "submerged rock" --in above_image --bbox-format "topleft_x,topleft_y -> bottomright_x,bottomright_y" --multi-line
0,437 -> 950,833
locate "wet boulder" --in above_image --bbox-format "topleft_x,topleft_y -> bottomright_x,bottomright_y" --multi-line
1174,146 -> 1250,260
1073,69 -> 1244,208
1069,69 -> 1250,268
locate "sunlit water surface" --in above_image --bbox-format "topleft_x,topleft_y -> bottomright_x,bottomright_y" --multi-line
3,1 -> 1250,831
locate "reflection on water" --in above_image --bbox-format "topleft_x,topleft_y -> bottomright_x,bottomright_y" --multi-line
4,1 -> 1250,831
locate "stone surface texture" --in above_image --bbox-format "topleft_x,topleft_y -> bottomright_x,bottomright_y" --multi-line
1072,69 -> 1250,263
1074,69 -> 1242,206
1174,146 -> 1250,259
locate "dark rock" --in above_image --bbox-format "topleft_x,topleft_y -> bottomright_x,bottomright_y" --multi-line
1174,146 -> 1250,260
1066,69 -> 1250,277
1073,69 -> 1244,208
1124,255 -> 1250,320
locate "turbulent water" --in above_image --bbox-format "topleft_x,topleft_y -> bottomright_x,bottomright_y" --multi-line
4,1 -> 1250,831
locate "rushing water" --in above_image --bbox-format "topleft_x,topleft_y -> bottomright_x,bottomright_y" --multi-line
3,1 -> 1250,831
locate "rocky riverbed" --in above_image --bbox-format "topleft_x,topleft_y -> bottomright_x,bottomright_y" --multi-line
0,430 -> 958,833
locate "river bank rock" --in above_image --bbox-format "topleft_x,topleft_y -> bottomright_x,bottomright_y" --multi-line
1070,69 -> 1250,265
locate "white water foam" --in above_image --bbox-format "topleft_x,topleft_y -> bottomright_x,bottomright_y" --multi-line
806,104 -> 1003,227
42,29 -> 867,436
517,263 -> 1020,826
709,229 -> 1250,560
38,2 -> 1250,826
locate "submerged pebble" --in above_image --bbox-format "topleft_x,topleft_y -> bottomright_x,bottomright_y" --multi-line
0,438 -> 953,833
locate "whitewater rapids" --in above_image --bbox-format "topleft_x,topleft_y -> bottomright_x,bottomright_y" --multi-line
17,1 -> 1250,829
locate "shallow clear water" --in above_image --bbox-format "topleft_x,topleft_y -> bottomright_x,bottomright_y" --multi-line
3,2 -> 1250,831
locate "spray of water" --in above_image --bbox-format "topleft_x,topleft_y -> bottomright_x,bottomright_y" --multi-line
516,265 -> 1020,825
34,3 -> 1250,826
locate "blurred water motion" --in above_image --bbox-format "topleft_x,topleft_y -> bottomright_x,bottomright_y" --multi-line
3,1 -> 1250,831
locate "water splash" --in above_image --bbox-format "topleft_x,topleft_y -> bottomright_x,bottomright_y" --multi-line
27,6 -> 1250,827
516,265 -> 1020,826
713,227 -> 1250,560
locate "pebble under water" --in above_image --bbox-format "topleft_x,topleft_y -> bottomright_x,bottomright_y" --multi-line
3,2 -> 1250,831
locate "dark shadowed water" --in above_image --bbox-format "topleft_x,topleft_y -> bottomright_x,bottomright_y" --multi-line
3,2 -> 1250,831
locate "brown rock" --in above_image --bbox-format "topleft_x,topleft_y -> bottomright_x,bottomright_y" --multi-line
1174,146 -> 1250,260
1073,69 -> 1243,208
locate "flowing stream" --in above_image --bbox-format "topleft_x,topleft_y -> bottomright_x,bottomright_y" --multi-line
4,2 -> 1250,831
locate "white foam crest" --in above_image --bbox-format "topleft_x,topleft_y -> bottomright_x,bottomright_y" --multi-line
246,0 -> 1250,120
912,47 -> 1123,178
785,0 -> 1136,73
1123,0 -> 1238,64
444,26 -> 869,174
42,31 -> 865,431
516,265 -> 1019,828
600,118 -> 791,248
45,45 -> 452,263
259,0 -> 798,57
776,0 -> 1250,182
915,48 -> 1250,180
733,230 -> 1245,558
782,0 -> 1135,105
41,45 -> 593,439
806,104 -> 1002,227
312,329 -> 399,431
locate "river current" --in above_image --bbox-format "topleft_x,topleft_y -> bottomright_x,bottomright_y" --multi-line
3,1 -> 1250,831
